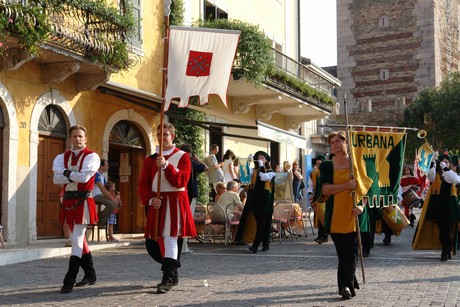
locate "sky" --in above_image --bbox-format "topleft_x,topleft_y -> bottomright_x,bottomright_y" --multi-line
300,0 -> 337,67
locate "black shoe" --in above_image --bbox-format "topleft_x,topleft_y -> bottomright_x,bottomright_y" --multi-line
441,251 -> 449,262
248,245 -> 258,253
341,287 -> 352,299
321,237 -> 328,243
314,238 -> 323,244
75,278 -> 96,287
60,284 -> 74,293
156,280 -> 178,288
261,246 -> 269,252
157,282 -> 174,293
383,235 -> 391,246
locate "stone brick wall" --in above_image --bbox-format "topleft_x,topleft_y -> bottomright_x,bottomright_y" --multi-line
336,0 -> 460,127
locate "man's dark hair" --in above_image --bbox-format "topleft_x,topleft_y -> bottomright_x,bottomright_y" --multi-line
179,144 -> 192,153
100,159 -> 107,167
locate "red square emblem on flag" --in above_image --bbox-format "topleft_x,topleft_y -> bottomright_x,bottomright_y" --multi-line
186,50 -> 213,77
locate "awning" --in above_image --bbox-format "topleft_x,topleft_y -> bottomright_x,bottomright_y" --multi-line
256,121 -> 307,149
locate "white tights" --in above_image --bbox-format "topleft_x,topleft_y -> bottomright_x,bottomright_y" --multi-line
71,224 -> 86,257
164,236 -> 178,259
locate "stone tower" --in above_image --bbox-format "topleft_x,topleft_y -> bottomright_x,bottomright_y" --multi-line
335,0 -> 460,126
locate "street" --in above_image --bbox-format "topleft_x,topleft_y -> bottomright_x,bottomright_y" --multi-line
1,213 -> 459,306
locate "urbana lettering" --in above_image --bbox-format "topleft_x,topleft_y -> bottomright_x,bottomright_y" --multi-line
352,134 -> 394,149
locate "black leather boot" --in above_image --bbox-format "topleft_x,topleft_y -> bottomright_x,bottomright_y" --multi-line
441,250 -> 449,262
61,255 -> 81,293
75,253 -> 97,287
156,261 -> 178,288
157,258 -> 178,294
409,214 -> 416,227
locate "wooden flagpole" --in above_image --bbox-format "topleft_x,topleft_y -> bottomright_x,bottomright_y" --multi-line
343,93 -> 366,284
154,1 -> 171,241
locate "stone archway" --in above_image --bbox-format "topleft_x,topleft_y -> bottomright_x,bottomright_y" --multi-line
30,89 -> 76,240
0,83 -> 19,242
102,109 -> 154,234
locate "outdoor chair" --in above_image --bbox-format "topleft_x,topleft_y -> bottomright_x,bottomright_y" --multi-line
271,201 -> 295,243
299,199 -> 315,236
87,202 -> 108,242
207,202 -> 227,242
193,202 -> 211,243
224,202 -> 244,246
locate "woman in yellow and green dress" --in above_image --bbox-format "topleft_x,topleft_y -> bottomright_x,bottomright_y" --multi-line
315,131 -> 364,300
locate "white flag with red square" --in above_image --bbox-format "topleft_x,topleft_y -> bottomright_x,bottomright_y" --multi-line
164,26 -> 240,111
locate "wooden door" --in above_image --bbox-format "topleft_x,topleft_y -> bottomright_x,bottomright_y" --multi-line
108,146 -> 146,234
37,136 -> 65,238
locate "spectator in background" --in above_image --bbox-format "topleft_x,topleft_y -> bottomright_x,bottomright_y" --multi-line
92,159 -> 118,226
214,182 -> 227,202
205,144 -> 225,201
222,149 -> 237,183
217,181 -> 242,208
233,158 -> 240,180
179,144 -> 208,254
282,161 -> 291,172
105,181 -> 122,242
292,160 -> 304,203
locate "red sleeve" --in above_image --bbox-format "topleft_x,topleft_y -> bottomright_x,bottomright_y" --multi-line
138,156 -> 155,206
163,153 -> 191,189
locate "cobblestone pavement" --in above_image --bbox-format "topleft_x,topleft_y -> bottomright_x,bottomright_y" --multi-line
1,212 -> 460,306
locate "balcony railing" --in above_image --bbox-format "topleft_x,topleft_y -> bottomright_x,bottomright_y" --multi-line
0,0 -> 135,70
271,47 -> 337,98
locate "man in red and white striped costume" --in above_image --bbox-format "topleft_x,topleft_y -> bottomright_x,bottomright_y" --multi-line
53,125 -> 100,293
138,123 -> 196,293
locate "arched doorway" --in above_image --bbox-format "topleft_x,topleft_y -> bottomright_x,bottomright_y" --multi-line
108,120 -> 146,234
36,105 -> 67,238
0,108 -> 3,226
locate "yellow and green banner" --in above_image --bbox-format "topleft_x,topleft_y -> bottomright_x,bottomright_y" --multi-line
349,130 -> 407,208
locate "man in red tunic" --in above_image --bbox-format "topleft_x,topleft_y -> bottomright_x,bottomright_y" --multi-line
53,125 -> 100,293
138,123 -> 196,293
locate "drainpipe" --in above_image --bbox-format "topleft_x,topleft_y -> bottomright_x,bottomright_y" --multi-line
297,0 -> 301,62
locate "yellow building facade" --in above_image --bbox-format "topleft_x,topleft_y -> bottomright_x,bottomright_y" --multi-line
0,0 -> 338,245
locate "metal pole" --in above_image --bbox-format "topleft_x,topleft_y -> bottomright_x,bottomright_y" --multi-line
343,93 -> 366,284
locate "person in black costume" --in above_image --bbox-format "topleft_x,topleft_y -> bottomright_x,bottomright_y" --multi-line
245,151 -> 276,253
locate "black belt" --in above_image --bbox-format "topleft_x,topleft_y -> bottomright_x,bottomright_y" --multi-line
64,191 -> 92,200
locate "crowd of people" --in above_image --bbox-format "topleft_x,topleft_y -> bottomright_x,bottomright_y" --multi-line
50,124 -> 460,301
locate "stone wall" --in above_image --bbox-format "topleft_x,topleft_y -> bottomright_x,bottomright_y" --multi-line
337,0 -> 460,126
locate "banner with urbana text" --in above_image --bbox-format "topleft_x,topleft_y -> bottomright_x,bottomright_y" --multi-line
349,130 -> 407,208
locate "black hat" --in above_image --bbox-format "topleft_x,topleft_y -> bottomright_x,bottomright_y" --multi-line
312,154 -> 326,165
438,154 -> 452,163
451,155 -> 458,165
253,151 -> 271,162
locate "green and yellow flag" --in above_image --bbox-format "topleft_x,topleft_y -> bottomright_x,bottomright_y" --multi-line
349,130 -> 407,208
